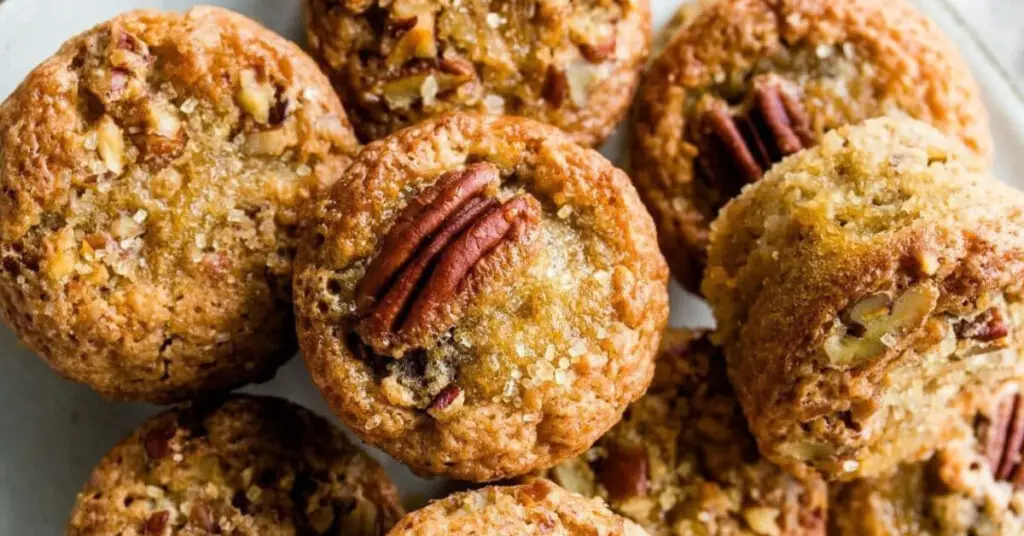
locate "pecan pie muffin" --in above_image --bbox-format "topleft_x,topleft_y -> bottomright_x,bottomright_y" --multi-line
831,381 -> 1024,535
294,113 -> 669,481
703,118 -> 1024,481
386,479 -> 646,535
545,329 -> 828,536
631,0 -> 991,292
0,7 -> 359,402
304,0 -> 650,146
67,396 -> 403,536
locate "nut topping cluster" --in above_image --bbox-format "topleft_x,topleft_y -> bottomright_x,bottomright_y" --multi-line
354,162 -> 541,357
977,390 -> 1024,488
697,81 -> 814,196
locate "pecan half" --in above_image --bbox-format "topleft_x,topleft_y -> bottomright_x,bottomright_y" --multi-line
355,163 -> 541,356
977,391 -> 1024,488
697,81 -> 814,197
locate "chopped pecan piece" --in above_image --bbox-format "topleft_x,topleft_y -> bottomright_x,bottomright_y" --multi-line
428,384 -> 462,411
542,66 -> 569,107
977,391 -> 1024,488
580,30 -> 617,63
697,81 -> 814,196
426,384 -> 465,419
189,503 -> 218,532
597,443 -> 648,500
355,163 -> 540,355
439,57 -> 475,78
144,511 -> 169,536
386,14 -> 437,67
956,307 -> 1009,342
143,425 -> 175,459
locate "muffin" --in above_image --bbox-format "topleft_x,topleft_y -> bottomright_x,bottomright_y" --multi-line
703,117 -> 1024,481
386,479 -> 646,535
294,113 -> 669,481
67,396 -> 404,536
304,0 -> 650,146
0,7 -> 359,402
631,0 -> 991,292
831,382 -> 1024,535
545,329 -> 828,535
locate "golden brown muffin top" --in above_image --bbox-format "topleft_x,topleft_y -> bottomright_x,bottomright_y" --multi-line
630,0 -> 990,292
546,329 -> 828,536
294,113 -> 668,481
0,7 -> 359,402
386,479 -> 647,535
67,396 -> 404,536
304,0 -> 650,146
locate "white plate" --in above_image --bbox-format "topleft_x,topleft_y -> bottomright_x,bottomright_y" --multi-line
0,0 -> 1021,533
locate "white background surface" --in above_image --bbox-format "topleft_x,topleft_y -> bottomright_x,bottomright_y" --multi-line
0,0 -> 1022,534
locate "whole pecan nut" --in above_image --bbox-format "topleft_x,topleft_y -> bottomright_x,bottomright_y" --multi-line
355,162 -> 541,356
976,390 -> 1024,488
697,80 -> 814,197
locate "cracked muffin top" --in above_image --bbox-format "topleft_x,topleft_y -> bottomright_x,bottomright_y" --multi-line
293,113 -> 669,482
0,7 -> 359,402
304,0 -> 650,146
386,479 -> 647,535
630,0 -> 991,293
544,329 -> 828,536
703,117 -> 1024,480
831,381 -> 1024,535
67,396 -> 403,536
